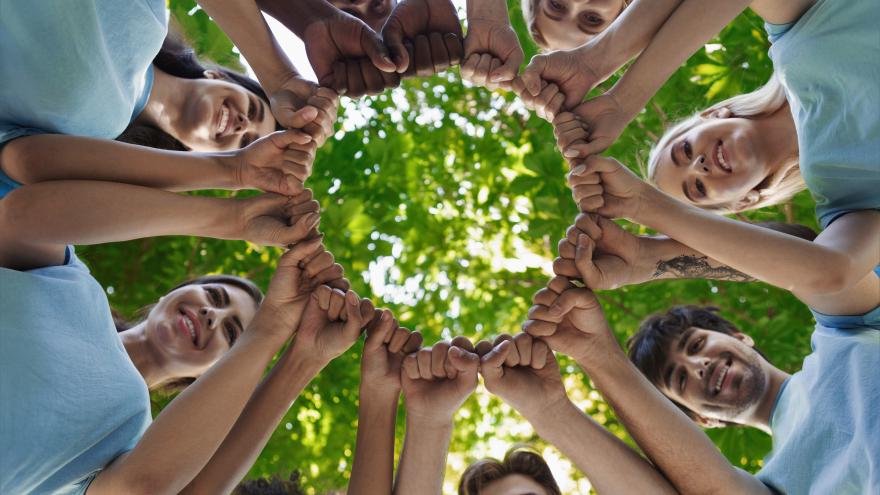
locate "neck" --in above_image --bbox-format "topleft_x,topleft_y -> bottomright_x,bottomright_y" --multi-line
746,364 -> 790,434
754,104 -> 800,180
120,322 -> 174,389
134,66 -> 187,138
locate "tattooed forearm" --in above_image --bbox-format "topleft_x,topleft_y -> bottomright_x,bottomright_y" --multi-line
652,255 -> 756,282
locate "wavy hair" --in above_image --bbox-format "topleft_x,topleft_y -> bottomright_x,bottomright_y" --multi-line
459,446 -> 561,495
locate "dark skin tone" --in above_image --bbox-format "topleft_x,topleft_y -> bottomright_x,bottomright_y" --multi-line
382,0 -> 464,77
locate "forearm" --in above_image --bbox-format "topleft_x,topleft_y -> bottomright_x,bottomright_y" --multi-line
0,134 -> 236,192
89,323 -> 290,495
0,181 -> 236,247
348,387 -> 400,495
527,400 -> 676,495
587,0 -> 684,76
181,348 -> 324,495
643,236 -> 755,283
466,0 -> 509,20
578,349 -> 769,495
394,417 -> 453,495
197,0 -> 298,90
640,191 -> 878,297
610,0 -> 750,115
258,0 -> 335,37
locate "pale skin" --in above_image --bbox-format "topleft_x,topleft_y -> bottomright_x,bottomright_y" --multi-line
479,333 -> 677,494
348,310 -> 423,495
567,156 -> 880,314
461,0 -> 524,90
523,276 -> 778,495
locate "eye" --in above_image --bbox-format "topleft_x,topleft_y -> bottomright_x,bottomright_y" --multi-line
548,0 -> 565,12
683,140 -> 693,160
224,323 -> 238,346
689,337 -> 704,354
206,287 -> 221,305
240,133 -> 254,148
584,13 -> 604,26
679,370 -> 687,393
695,178 -> 707,197
247,97 -> 257,121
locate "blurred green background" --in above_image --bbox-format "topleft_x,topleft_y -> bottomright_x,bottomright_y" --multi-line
81,1 -> 817,492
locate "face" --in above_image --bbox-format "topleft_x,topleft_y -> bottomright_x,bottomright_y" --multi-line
481,474 -> 549,495
657,328 -> 768,424
652,112 -> 776,209
145,282 -> 259,378
173,71 -> 276,152
534,0 -> 627,50
330,0 -> 396,31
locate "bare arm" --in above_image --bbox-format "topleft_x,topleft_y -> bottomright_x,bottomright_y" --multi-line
87,243 -> 325,495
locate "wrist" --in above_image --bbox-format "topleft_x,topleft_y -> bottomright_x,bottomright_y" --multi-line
405,408 -> 455,429
575,339 -> 628,377
634,185 -> 675,229
528,397 -> 578,436
467,0 -> 509,21
360,378 -> 401,401
213,152 -> 244,190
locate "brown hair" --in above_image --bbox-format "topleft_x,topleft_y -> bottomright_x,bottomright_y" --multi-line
459,446 -> 561,495
521,0 -> 630,51
114,274 -> 263,392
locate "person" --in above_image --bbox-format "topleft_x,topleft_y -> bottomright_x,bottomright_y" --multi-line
329,0 -> 397,32
392,334 -> 677,494
521,0 -> 629,51
525,217 -> 880,493
458,447 -> 562,495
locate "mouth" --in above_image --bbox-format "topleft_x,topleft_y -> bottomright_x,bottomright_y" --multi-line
708,357 -> 732,397
215,102 -> 231,139
177,310 -> 200,348
712,141 -> 732,174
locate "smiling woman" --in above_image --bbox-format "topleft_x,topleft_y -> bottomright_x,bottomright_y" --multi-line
115,275 -> 264,392
522,0 -> 629,51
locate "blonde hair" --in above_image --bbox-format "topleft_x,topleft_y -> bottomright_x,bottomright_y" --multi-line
647,73 -> 804,213
522,0 -> 630,51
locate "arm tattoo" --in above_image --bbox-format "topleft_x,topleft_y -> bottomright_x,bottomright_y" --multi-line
653,255 -> 755,282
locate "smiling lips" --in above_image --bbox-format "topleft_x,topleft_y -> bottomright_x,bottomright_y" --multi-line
708,357 -> 732,397
216,103 -> 231,138
178,311 -> 200,347
712,141 -> 733,174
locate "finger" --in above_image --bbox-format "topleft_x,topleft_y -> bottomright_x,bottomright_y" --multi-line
558,238 -> 575,259
553,117 -> 586,138
520,55 -> 546,96
547,275 -> 573,295
389,326 -> 412,353
531,339 -> 550,369
473,53 -> 494,87
579,195 -> 606,213
528,304 -> 563,323
327,276 -> 350,291
290,188 -> 314,204
493,334 -> 519,367
379,67 -> 401,90
327,288 -> 346,320
416,348 -> 433,380
475,340 -> 494,357
314,284 -> 333,311
479,340 -> 512,379
547,287 -> 595,318
522,318 -> 557,337
402,331 -> 423,354
431,341 -> 451,378
443,33 -> 464,66
361,27 -> 397,73
513,333 -> 533,366
448,346 -> 479,375
535,83 -> 560,121
532,288 -> 558,307
304,250 -> 334,278
345,60 -> 368,98
366,309 -> 395,348
279,106 -> 320,130
544,92 -> 566,122
567,168 -> 602,186
429,32 -> 451,73
460,53 -> 480,82
288,199 -> 320,216
382,20 -> 410,72
359,58 -> 386,95
401,41 -> 417,78
573,234 -> 603,288
344,292 -> 372,340
413,35 -> 434,77
450,335 -> 476,353
403,353 -> 420,380
553,257 -> 581,279
568,138 -> 613,159
311,263 -> 345,288
272,129 -> 314,147
282,212 -> 322,246
573,213 -> 604,241
572,184 -> 604,203
331,61 -> 348,95
489,49 -> 523,84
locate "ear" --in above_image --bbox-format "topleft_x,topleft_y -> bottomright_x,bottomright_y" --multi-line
699,106 -> 732,120
693,414 -> 726,429
731,189 -> 761,211
203,69 -> 223,80
732,331 -> 755,348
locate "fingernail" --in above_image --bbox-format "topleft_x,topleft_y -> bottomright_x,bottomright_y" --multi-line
578,234 -> 589,247
489,74 -> 504,83
571,164 -> 587,175
383,56 -> 394,66
565,149 -> 581,159
346,291 -> 358,305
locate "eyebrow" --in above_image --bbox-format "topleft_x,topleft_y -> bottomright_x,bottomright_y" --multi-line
219,286 -> 231,307
663,328 -> 696,389
233,315 -> 244,335
256,96 -> 265,124
542,7 -> 564,22
670,142 -> 681,167
681,181 -> 695,203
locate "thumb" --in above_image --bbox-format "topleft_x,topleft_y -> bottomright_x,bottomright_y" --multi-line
361,28 -> 397,73
271,129 -> 313,148
479,340 -> 512,379
342,291 -> 369,341
573,234 -> 602,288
381,20 -> 409,73
520,56 -> 546,96
567,138 -> 611,159
276,104 -> 319,130
489,54 -> 522,84
448,346 -> 480,375
547,287 -> 594,318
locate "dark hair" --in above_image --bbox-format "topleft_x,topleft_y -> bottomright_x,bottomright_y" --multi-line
114,274 -> 263,392
233,471 -> 305,495
116,31 -> 279,151
626,306 -> 769,424
459,446 -> 561,495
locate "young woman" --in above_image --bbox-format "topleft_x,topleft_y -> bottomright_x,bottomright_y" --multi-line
521,0 -> 629,51
458,447 -> 561,495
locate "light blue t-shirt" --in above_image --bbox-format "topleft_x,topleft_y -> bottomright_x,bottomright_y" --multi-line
765,0 -> 880,229
0,248 -> 152,494
756,306 -> 880,494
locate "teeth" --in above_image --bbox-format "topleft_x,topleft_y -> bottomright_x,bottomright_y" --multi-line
716,145 -> 729,171
218,106 -> 229,134
183,316 -> 196,343
714,365 -> 728,394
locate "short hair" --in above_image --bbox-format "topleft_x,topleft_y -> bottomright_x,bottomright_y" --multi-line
459,446 -> 561,495
521,0 -> 630,51
233,471 -> 305,495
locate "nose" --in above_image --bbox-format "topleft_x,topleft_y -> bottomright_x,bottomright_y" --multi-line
690,155 -> 711,175
199,307 -> 220,330
686,355 -> 711,380
233,110 -> 249,134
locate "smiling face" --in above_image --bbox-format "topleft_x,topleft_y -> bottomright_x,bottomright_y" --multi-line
480,474 -> 550,495
172,71 -> 277,152
656,328 -> 769,424
532,0 -> 627,50
651,112 -> 774,210
329,0 -> 396,31
144,282 -> 260,379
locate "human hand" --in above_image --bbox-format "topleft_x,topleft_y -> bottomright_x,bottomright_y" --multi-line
381,0 -> 464,76
461,17 -> 523,89
360,309 -> 424,397
478,334 -> 567,419
235,192 -> 322,247
522,278 -> 616,363
517,47 -> 606,116
290,286 -> 375,368
400,336 -> 479,424
267,75 -> 339,145
553,213 -> 655,290
233,130 -> 317,195
302,9 -> 400,97
554,93 -> 634,159
566,155 -> 650,220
